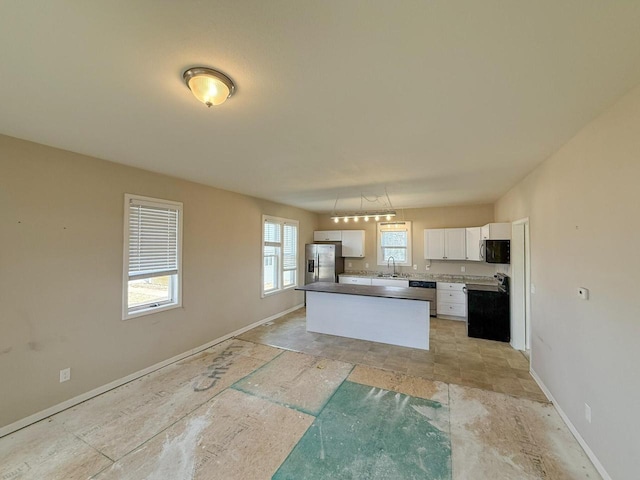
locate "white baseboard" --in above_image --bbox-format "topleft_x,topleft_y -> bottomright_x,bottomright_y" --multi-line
529,368 -> 611,480
0,304 -> 303,438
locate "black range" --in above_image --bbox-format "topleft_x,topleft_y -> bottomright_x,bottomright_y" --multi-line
465,274 -> 510,342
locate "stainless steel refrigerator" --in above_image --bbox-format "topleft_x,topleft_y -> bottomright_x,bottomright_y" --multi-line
305,243 -> 344,284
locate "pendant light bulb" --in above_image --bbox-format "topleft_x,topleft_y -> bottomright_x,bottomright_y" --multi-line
344,217 -> 349,223
375,215 -> 380,221
386,215 -> 391,220
364,216 -> 369,222
334,217 -> 339,223
354,217 -> 359,222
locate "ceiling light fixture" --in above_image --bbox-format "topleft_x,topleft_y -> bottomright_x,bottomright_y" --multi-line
183,67 -> 235,107
329,188 -> 397,223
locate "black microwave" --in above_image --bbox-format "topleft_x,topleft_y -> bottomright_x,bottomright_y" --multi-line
482,240 -> 510,264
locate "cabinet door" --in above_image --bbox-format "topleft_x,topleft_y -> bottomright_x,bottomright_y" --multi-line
481,223 -> 511,240
444,228 -> 466,260
424,229 -> 445,259
314,230 -> 342,242
371,278 -> 409,287
341,230 -> 365,257
465,227 -> 482,261
339,276 -> 372,285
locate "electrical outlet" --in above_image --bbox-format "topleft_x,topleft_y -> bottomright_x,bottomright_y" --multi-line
578,287 -> 589,300
347,262 -> 352,268
585,403 -> 591,423
425,264 -> 430,271
531,284 -> 536,294
365,263 -> 369,269
460,266 -> 466,273
60,368 -> 71,383
413,264 -> 417,270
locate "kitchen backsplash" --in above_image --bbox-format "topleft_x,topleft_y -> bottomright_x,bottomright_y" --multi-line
343,258 -> 499,277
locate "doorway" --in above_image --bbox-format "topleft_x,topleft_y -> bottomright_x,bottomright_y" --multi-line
510,218 -> 531,352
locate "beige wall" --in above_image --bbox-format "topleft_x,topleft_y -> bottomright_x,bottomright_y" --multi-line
0,135 -> 318,428
495,85 -> 640,480
318,204 -> 497,276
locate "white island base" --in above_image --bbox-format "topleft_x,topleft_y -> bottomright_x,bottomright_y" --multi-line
305,290 -> 430,350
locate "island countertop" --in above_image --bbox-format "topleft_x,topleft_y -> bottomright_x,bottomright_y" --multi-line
296,282 -> 433,302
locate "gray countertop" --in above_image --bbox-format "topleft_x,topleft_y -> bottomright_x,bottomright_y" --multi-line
339,272 -> 498,286
296,282 -> 433,302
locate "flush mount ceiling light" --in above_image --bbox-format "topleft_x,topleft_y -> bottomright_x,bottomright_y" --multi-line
183,67 -> 235,107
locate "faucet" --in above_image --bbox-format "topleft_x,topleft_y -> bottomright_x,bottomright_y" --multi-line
387,256 -> 397,276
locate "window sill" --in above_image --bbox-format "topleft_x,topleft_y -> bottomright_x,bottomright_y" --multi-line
261,285 -> 298,299
123,302 -> 181,321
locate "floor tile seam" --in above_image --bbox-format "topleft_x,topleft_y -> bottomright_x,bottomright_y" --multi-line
64,427 -> 116,476
229,384 -> 320,418
89,350 -> 289,467
230,353 -> 356,417
52,417 -> 116,466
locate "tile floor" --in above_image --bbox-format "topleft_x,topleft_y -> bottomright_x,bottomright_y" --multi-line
238,308 -> 548,403
0,311 -> 600,479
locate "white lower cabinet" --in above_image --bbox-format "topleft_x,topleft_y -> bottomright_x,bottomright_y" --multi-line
371,278 -> 409,287
436,282 -> 467,319
339,276 -> 372,285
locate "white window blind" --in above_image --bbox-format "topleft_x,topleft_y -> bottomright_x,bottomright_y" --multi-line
128,199 -> 180,281
262,215 -> 298,296
283,223 -> 298,287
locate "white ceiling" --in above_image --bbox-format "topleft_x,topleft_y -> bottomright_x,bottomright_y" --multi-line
2,1 -> 640,213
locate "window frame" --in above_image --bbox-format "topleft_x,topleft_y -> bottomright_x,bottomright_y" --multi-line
377,221 -> 412,267
122,194 -> 183,320
261,215 -> 299,298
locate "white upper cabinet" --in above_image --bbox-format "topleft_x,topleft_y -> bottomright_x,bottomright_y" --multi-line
314,230 -> 365,257
341,230 -> 365,257
314,230 -> 342,242
465,227 -> 482,261
444,228 -> 466,260
481,223 -> 511,240
424,228 -> 466,260
424,229 -> 445,259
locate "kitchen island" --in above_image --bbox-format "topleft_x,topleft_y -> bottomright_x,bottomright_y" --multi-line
296,282 -> 431,350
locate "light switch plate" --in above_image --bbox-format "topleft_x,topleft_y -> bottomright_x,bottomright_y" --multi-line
578,287 -> 589,300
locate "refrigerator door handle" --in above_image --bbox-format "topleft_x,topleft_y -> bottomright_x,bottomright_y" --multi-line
316,253 -> 320,281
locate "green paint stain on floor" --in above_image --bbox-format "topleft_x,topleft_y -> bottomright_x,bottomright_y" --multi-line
273,381 -> 452,480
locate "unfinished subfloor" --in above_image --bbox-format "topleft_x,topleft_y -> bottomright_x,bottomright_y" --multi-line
239,308 -> 547,403
0,312 -> 600,479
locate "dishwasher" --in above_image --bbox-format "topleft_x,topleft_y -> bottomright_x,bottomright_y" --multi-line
408,280 -> 437,317
466,274 -> 510,342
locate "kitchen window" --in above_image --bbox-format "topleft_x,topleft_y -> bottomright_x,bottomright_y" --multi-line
377,221 -> 412,266
123,194 -> 183,320
262,215 -> 298,296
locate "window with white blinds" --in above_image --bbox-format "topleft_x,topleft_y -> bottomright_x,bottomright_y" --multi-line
123,194 -> 183,319
377,221 -> 412,266
262,215 -> 298,296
